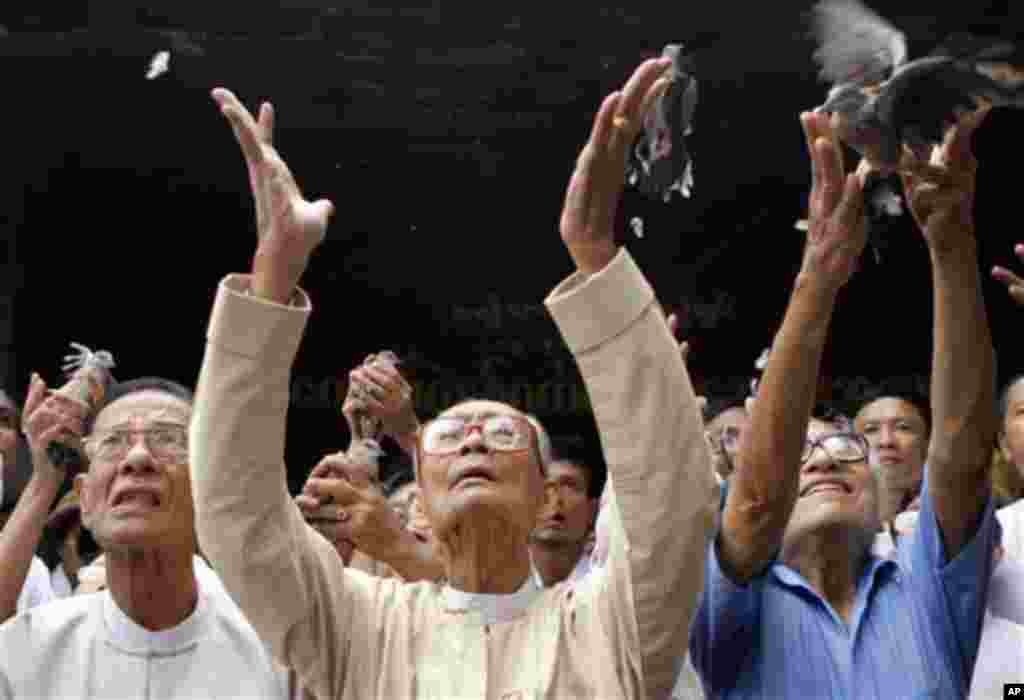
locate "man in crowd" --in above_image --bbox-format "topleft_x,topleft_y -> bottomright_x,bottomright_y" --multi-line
690,108 -> 998,698
0,377 -> 293,699
530,447 -> 600,586
191,55 -> 716,699
702,402 -> 750,483
853,385 -> 930,524
0,377 -> 74,621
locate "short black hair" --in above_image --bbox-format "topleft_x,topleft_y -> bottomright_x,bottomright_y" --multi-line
549,436 -> 605,499
853,381 -> 931,435
88,377 -> 194,434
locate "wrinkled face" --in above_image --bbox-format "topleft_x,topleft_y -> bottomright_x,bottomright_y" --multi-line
78,391 -> 194,555
782,419 -> 880,549
534,460 -> 596,547
1001,379 -> 1024,476
416,400 -> 545,542
855,398 -> 928,516
705,407 -> 750,478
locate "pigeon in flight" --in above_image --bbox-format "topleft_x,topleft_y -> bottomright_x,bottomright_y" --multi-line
809,0 -> 1024,175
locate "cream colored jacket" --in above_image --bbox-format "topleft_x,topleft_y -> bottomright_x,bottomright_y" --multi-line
190,249 -> 718,699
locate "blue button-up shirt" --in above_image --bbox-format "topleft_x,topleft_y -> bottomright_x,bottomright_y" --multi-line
690,473 -> 999,699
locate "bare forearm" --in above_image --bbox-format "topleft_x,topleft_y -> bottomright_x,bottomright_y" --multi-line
927,239 -> 996,552
723,275 -> 837,578
0,477 -> 58,621
929,241 -> 995,470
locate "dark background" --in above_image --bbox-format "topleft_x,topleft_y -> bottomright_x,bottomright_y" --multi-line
1,0 -> 1022,488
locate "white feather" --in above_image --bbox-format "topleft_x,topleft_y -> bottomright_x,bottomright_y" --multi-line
146,51 -> 170,80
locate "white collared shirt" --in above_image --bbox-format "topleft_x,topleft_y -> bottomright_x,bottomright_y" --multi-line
443,572 -> 543,625
0,557 -> 291,699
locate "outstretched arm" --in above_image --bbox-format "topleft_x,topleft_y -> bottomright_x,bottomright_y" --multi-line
718,113 -> 867,582
191,88 -> 380,699
903,109 -> 996,557
547,56 -> 719,700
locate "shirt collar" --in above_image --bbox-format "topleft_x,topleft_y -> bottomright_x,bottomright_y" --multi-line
101,566 -> 212,656
443,572 -> 543,625
770,555 -> 898,594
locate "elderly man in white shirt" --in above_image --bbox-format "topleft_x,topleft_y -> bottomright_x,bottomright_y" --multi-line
0,377 -> 292,700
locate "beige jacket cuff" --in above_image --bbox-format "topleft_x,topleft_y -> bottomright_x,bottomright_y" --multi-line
544,248 -> 655,355
207,274 -> 311,360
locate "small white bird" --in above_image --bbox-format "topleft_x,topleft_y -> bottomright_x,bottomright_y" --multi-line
146,50 -> 170,80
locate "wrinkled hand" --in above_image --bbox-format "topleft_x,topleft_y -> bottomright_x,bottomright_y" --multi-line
295,451 -> 403,564
900,108 -> 989,251
21,373 -> 84,490
345,355 -> 419,442
992,244 -> 1024,305
797,112 -> 868,292
560,57 -> 673,275
212,87 -> 335,304
668,312 -> 707,416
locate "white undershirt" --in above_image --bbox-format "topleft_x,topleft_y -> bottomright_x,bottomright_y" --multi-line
15,555 -> 55,612
443,572 -> 543,625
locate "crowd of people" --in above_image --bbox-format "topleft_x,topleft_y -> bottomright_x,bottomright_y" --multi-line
0,55 -> 1021,698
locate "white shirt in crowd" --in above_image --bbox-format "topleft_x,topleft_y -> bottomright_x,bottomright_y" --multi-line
15,556 -> 54,613
0,555 -> 292,699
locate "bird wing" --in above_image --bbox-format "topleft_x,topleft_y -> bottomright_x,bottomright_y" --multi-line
878,43 -> 1024,148
810,0 -> 908,87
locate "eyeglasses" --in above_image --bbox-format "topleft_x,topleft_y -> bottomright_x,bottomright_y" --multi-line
801,432 -> 869,465
420,414 -> 533,455
84,423 -> 188,462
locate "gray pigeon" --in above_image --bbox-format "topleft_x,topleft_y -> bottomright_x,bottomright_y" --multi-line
809,0 -> 1024,174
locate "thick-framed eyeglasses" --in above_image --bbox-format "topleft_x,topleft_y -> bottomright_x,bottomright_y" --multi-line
84,423 -> 189,462
801,432 -> 869,465
420,414 -> 533,456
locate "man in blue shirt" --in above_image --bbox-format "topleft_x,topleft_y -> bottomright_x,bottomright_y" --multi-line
690,108 -> 998,699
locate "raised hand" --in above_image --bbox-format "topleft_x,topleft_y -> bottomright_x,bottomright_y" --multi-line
560,57 -> 673,275
21,373 -> 85,490
211,88 -> 335,304
798,111 -> 868,292
900,107 -> 989,250
991,244 -> 1024,305
295,451 -> 405,565
345,355 -> 419,448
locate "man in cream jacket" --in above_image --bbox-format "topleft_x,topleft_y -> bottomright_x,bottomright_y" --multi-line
191,57 -> 717,699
